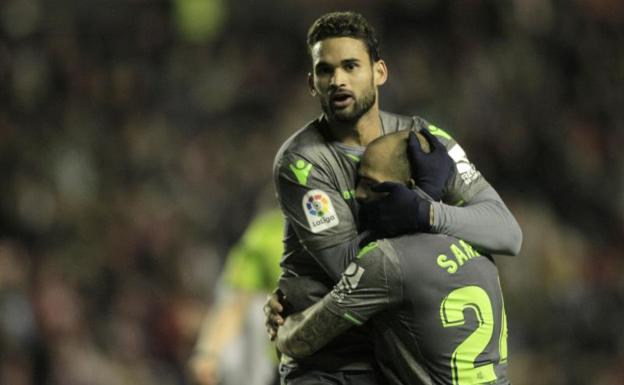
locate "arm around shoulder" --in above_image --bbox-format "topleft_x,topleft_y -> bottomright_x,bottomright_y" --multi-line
421,123 -> 522,256
276,296 -> 353,359
432,185 -> 523,256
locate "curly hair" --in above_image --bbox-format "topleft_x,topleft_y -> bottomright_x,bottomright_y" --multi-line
307,11 -> 380,62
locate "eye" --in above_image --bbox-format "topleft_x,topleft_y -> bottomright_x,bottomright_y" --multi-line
344,62 -> 358,71
316,65 -> 333,76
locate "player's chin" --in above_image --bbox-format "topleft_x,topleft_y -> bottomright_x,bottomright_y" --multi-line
331,108 -> 357,122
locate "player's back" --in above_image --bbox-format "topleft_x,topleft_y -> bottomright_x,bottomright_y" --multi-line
375,234 -> 510,385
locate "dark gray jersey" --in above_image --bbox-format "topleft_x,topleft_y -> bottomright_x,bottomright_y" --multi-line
273,111 -> 489,290
325,235 -> 509,385
273,111 -> 491,371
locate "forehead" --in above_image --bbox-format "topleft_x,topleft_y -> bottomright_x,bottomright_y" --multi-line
310,37 -> 370,64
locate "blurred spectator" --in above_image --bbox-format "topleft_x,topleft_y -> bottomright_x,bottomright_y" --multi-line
189,202 -> 283,385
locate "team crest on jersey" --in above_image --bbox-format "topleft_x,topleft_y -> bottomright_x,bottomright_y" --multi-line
448,144 -> 481,185
302,189 -> 339,233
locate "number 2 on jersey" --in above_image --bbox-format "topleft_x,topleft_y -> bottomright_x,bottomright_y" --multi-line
440,286 -> 507,385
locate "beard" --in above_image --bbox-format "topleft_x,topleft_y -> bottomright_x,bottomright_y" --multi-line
321,84 -> 376,124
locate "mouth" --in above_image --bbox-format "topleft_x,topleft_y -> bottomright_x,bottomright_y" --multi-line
330,91 -> 354,109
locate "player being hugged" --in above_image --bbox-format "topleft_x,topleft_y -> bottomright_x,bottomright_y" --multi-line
277,131 -> 511,385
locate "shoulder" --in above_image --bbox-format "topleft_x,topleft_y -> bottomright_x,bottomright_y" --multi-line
380,110 -> 453,140
389,114 -> 484,186
386,233 -> 459,256
379,110 -> 420,133
273,117 -> 331,168
380,111 -> 454,141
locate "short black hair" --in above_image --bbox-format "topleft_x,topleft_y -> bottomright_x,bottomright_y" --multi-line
307,11 -> 380,62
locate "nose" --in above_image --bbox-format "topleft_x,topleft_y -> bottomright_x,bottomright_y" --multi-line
330,68 -> 347,88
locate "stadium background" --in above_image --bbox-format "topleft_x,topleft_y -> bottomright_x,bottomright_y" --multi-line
0,0 -> 622,384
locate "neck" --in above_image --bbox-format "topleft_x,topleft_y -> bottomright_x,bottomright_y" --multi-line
327,105 -> 382,147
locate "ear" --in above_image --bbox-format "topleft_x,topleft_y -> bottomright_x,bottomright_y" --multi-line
373,59 -> 388,86
308,73 -> 316,96
406,178 -> 416,189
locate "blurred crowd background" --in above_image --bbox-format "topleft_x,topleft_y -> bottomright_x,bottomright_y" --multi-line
0,0 -> 623,384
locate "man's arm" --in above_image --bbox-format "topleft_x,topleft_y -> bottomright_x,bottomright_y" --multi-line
362,183 -> 522,256
426,123 -> 523,255
276,241 -> 398,357
307,230 -> 375,282
364,124 -> 523,256
431,185 -> 523,256
274,151 -> 364,280
276,296 -> 353,359
191,209 -> 284,384
190,289 -> 252,385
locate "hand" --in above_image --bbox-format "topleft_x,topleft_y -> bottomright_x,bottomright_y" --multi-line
407,129 -> 454,201
359,182 -> 431,237
263,291 -> 284,341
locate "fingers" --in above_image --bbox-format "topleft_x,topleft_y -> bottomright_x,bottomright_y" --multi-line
419,128 -> 444,151
266,313 -> 283,342
370,181 -> 401,193
267,324 -> 278,341
268,312 -> 284,327
265,316 -> 282,341
271,295 -> 284,313
264,294 -> 283,313
264,293 -> 284,341
407,131 -> 425,155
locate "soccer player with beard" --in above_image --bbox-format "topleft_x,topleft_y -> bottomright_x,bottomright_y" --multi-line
270,11 -> 521,385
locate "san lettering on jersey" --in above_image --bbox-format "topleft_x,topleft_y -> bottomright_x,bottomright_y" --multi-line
436,239 -> 482,274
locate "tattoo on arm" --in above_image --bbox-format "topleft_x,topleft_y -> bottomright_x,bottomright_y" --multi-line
276,297 -> 354,359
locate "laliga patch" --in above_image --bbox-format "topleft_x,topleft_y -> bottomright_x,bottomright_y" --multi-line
302,189 -> 339,233
448,144 -> 481,185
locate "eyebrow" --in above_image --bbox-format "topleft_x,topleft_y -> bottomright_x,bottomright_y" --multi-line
315,58 -> 361,71
342,58 -> 360,65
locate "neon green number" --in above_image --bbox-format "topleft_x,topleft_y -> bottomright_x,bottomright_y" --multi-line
499,298 -> 508,363
497,277 -> 508,364
440,286 -> 497,385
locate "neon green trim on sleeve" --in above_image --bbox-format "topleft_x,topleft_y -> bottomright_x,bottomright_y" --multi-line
427,124 -> 452,140
357,242 -> 378,259
345,153 -> 360,162
289,160 -> 313,186
343,312 -> 364,326
342,189 -> 356,200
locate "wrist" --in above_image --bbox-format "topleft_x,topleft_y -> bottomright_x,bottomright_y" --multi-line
417,200 -> 432,232
416,181 -> 442,202
429,203 -> 435,228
